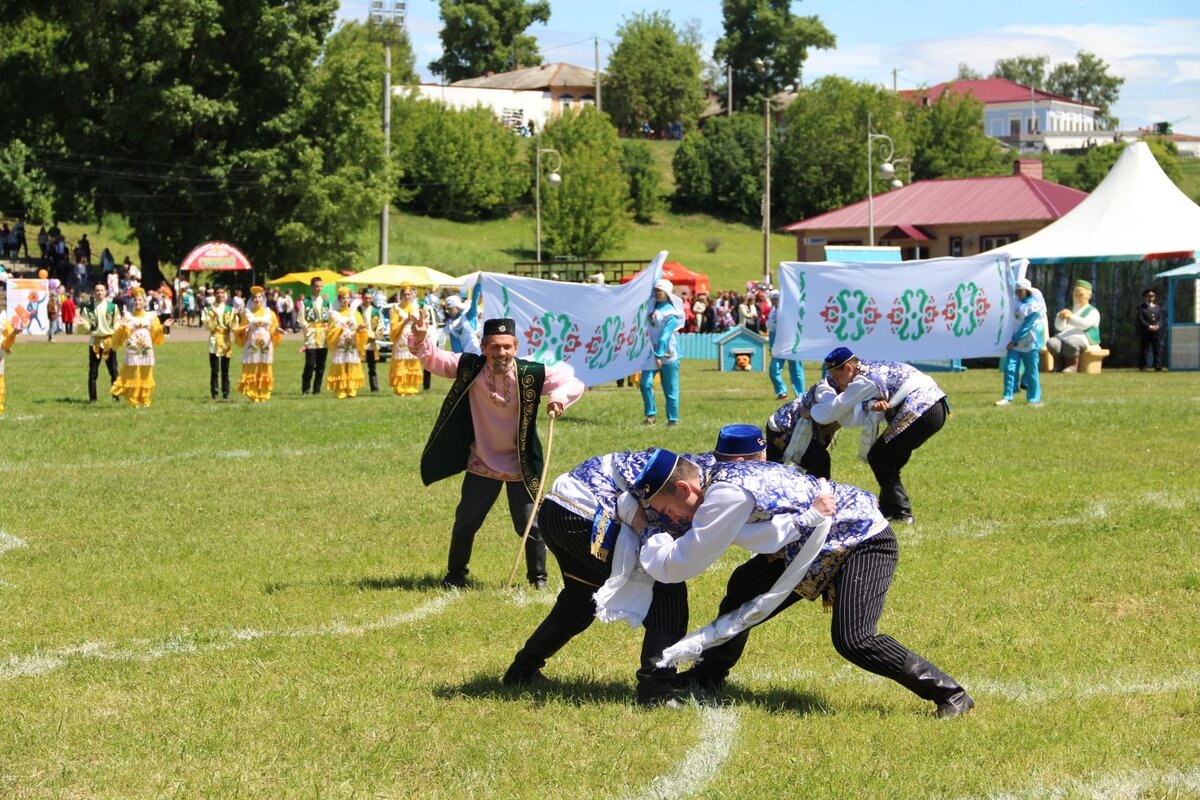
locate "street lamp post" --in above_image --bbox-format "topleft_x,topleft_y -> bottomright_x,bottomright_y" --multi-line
866,111 -> 908,247
368,1 -> 407,266
535,146 -> 562,275
753,58 -> 771,286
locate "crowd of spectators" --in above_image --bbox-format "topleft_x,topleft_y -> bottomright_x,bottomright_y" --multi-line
678,285 -> 774,334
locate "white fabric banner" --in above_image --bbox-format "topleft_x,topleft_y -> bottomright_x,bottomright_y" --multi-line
477,252 -> 665,387
4,279 -> 51,336
773,254 -> 1018,361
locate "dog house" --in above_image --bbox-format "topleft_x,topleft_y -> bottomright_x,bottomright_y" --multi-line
715,325 -> 769,372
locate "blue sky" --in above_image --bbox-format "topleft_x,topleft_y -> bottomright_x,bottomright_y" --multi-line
338,0 -> 1200,131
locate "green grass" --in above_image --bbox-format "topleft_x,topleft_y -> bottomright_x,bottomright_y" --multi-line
2,339 -> 1199,798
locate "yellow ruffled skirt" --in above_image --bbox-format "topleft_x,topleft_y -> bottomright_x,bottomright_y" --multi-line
237,363 -> 274,403
327,362 -> 365,399
389,357 -> 421,396
111,365 -> 156,407
0,375 -> 6,414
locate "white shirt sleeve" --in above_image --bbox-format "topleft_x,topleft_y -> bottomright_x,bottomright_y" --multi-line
638,483 -> 755,583
810,376 -> 878,426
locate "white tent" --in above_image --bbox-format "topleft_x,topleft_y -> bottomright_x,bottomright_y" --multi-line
991,142 -> 1200,264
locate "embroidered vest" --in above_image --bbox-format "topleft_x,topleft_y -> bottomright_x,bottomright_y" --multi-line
706,461 -> 883,599
1078,303 -> 1101,344
856,360 -> 946,443
420,355 -> 547,496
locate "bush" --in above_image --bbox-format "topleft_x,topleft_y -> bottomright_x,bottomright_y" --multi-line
704,236 -> 720,253
622,140 -> 663,224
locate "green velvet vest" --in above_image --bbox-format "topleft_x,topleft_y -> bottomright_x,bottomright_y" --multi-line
420,354 -> 547,495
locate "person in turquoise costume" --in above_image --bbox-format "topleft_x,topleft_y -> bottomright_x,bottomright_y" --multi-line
502,426 -> 767,706
766,289 -> 805,400
996,278 -> 1046,407
629,449 -> 974,719
640,278 -> 683,426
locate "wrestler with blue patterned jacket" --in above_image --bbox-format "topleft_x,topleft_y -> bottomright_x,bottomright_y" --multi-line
629,449 -> 973,718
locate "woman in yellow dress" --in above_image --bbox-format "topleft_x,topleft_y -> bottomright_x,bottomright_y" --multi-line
388,285 -> 422,396
234,286 -> 283,403
326,286 -> 367,399
110,287 -> 165,407
0,308 -> 19,415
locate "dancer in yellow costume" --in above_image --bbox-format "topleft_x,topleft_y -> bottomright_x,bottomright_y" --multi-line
110,287 -> 165,407
234,286 -> 283,403
388,285 -> 422,396
326,287 -> 367,399
0,308 -> 18,415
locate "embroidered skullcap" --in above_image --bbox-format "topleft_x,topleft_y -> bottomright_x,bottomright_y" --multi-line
654,278 -> 674,294
715,424 -> 767,457
445,295 -> 466,311
634,448 -> 679,500
823,346 -> 855,369
482,317 -> 516,338
1015,278 -> 1032,291
336,286 -> 351,298
1074,279 -> 1092,291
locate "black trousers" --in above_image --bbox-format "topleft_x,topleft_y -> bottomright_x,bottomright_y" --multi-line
766,436 -> 832,480
1140,333 -> 1164,370
87,346 -> 119,401
365,350 -> 379,391
447,472 -> 547,584
209,354 -> 230,398
692,528 -> 948,695
508,502 -> 687,696
301,347 -> 327,394
423,368 -> 432,391
867,398 -> 947,519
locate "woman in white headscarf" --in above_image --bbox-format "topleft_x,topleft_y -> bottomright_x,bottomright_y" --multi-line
996,278 -> 1046,406
640,278 -> 684,426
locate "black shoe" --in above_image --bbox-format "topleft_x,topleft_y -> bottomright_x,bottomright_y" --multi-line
440,573 -> 467,589
888,515 -> 914,526
635,691 -> 686,709
530,578 -> 548,590
935,690 -> 975,719
502,664 -> 545,687
678,668 -> 726,695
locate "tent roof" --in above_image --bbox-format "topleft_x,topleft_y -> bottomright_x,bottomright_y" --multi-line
338,265 -> 460,287
266,270 -> 346,286
1156,261 -> 1200,279
991,142 -> 1200,264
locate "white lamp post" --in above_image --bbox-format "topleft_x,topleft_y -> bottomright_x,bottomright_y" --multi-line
535,146 -> 562,274
753,57 -> 771,286
866,111 -> 911,247
368,1 -> 407,265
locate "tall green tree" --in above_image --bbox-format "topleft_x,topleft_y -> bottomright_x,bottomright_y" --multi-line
713,0 -> 835,112
536,107 -> 629,259
1058,140 -> 1182,193
0,140 -> 55,224
429,0 -> 550,82
956,63 -> 982,80
773,77 -> 911,224
390,96 -> 529,221
991,55 -> 1050,88
621,140 -> 663,224
1047,50 -> 1125,129
671,113 -> 767,224
603,12 -> 707,135
907,92 -> 1008,181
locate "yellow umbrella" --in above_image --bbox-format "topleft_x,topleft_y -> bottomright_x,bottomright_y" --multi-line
267,269 -> 345,286
338,264 -> 461,288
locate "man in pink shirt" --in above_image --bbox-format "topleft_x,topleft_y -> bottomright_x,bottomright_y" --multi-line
410,314 -> 586,589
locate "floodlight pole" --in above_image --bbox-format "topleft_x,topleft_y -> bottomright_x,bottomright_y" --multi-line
368,2 -> 407,265
535,146 -> 562,276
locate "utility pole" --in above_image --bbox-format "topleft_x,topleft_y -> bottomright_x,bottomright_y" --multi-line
892,68 -> 899,92
368,1 -> 407,266
595,35 -> 601,111
727,64 -> 733,117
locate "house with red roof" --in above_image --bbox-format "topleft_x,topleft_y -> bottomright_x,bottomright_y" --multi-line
901,78 -> 1104,154
781,159 -> 1088,261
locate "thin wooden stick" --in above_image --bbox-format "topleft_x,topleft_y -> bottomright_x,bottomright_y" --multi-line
505,414 -> 556,590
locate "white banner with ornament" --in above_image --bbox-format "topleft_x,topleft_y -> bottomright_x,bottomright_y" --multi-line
477,252 -> 666,387
772,255 -> 1020,361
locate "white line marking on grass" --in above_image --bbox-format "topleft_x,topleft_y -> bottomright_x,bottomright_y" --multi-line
216,449 -> 252,459
0,595 -> 460,681
0,531 -> 27,557
628,705 -> 741,800
952,766 -> 1200,800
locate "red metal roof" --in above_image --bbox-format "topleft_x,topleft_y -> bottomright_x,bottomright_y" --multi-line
781,174 -> 1088,232
879,224 -> 933,241
901,78 -> 1095,109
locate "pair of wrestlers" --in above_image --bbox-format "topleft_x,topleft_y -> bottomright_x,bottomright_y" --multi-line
503,421 -> 972,718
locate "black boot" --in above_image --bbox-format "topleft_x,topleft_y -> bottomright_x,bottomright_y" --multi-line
636,628 -> 683,708
503,591 -> 592,686
525,535 -> 548,589
897,653 -> 974,719
677,632 -> 750,695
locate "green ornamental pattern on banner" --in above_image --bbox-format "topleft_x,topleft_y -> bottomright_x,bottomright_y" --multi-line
790,272 -> 806,352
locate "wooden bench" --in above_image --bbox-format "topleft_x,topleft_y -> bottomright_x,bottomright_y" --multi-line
1079,348 -> 1110,374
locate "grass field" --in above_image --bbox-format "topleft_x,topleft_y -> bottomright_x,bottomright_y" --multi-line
2,336 -> 1198,799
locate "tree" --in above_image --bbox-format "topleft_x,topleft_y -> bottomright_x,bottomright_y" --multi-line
536,107 -> 630,259
991,55 -> 1050,88
1047,50 -> 1125,129
0,140 -> 55,224
773,77 -> 912,224
603,12 -> 707,135
907,92 -> 1008,181
429,0 -> 550,82
671,113 -> 766,224
622,140 -> 663,224
1058,140 -> 1182,194
713,0 -> 835,112
390,96 -> 530,221
956,63 -> 982,80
